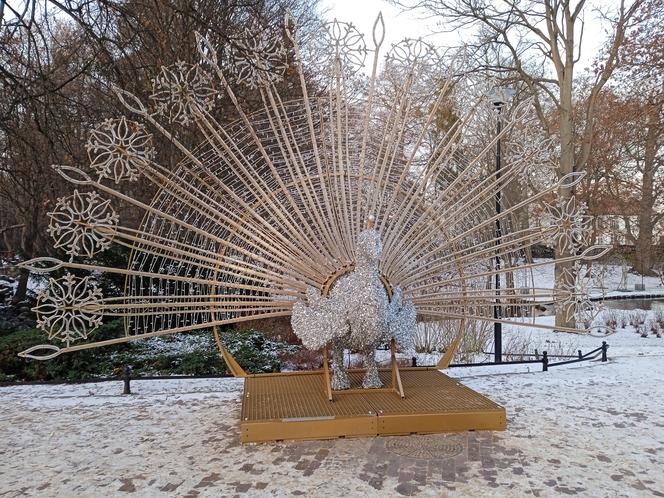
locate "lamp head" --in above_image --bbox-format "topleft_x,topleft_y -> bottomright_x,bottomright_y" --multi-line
488,87 -> 516,108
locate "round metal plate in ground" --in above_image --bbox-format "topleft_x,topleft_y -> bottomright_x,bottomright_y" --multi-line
384,435 -> 464,460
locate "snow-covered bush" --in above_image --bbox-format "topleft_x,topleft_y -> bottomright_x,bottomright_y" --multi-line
646,320 -> 661,337
618,311 -> 628,329
629,310 -> 647,327
602,310 -> 619,330
1,323 -> 299,381
654,311 -> 664,328
414,320 -> 448,353
503,333 -> 578,359
413,319 -> 491,363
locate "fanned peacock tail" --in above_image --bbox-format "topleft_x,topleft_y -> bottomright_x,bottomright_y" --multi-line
18,14 -> 609,362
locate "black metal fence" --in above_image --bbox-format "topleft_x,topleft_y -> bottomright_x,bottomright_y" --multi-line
438,341 -> 609,372
2,342 -> 609,391
0,369 -> 234,388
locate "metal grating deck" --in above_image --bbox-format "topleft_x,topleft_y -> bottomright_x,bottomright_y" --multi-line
240,368 -> 506,443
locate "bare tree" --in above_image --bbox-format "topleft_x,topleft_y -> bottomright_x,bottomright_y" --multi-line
0,0 -> 322,301
394,0 -> 645,327
614,0 -> 664,274
571,1 -> 663,273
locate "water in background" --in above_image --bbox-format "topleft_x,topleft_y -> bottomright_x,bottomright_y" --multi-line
603,299 -> 664,311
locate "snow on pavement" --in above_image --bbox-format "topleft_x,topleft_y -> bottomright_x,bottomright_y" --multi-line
1,327 -> 663,497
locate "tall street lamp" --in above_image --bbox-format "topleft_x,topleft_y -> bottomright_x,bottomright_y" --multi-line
488,87 -> 515,364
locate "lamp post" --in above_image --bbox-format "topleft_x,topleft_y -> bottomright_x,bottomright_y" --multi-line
488,87 -> 515,364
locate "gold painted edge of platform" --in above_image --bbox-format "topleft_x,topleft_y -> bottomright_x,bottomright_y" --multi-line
240,369 -> 506,443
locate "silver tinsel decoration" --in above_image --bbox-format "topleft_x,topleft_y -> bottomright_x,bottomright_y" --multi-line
291,228 -> 416,390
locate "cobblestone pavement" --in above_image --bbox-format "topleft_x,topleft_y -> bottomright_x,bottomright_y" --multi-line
1,352 -> 664,497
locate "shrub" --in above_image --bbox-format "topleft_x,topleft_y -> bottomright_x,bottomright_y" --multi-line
654,311 -> 664,328
602,310 -> 619,330
278,347 -> 319,371
0,320 -> 128,381
648,320 -> 660,336
414,319 -> 491,363
628,310 -> 647,327
618,312 -> 628,329
0,324 -> 294,382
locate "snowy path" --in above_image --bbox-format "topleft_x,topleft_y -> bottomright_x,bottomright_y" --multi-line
1,330 -> 664,497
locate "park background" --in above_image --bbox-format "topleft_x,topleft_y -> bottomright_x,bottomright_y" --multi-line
0,0 -> 662,381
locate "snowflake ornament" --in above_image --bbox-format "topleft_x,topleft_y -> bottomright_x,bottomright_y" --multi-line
47,190 -> 119,259
87,117 -> 154,183
386,38 -> 438,68
554,262 -> 602,326
150,61 -> 216,125
319,20 -> 367,75
229,26 -> 287,89
33,273 -> 103,346
506,135 -> 557,187
543,197 -> 592,253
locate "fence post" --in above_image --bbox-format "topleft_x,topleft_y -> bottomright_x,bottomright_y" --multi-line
601,342 -> 608,362
578,349 -> 582,359
123,365 -> 131,395
542,351 -> 548,372
411,357 -> 417,367
534,349 -> 539,360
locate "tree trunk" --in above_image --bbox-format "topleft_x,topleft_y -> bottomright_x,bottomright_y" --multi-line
12,209 -> 38,303
633,102 -> 659,276
12,269 -> 30,304
554,59 -> 576,330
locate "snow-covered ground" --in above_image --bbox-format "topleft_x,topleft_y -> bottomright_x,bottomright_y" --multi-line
2,319 -> 663,497
0,273 -> 48,296
529,259 -> 664,300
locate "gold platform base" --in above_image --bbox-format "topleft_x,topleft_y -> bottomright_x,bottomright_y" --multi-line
240,368 -> 506,443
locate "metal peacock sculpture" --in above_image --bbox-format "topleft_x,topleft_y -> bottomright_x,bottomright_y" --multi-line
18,14 -> 609,392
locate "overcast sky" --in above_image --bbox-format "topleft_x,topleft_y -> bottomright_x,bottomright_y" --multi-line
320,0 -> 610,73
319,0 -> 448,64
